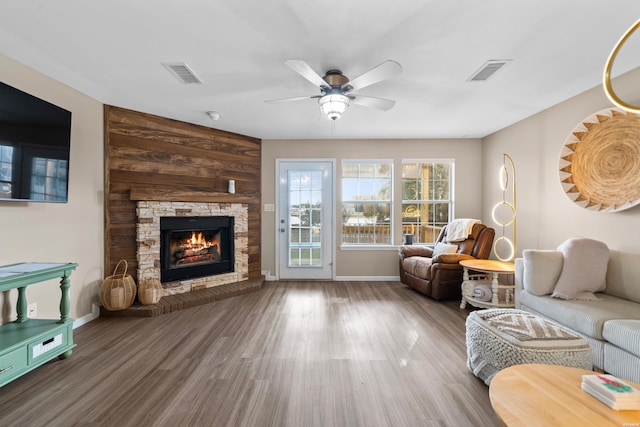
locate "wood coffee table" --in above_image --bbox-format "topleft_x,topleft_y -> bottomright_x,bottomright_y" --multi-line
489,364 -> 640,426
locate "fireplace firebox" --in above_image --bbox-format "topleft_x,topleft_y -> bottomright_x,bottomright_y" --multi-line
160,216 -> 234,283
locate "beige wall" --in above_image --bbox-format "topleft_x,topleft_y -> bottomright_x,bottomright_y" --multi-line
482,66 -> 640,255
261,138 -> 483,278
0,53 -> 104,323
4,54 -> 635,302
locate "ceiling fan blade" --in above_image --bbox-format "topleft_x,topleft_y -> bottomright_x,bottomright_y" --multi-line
350,95 -> 396,111
285,59 -> 331,89
265,96 -> 315,104
343,60 -> 402,92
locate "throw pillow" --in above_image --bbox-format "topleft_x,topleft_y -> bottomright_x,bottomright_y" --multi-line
522,250 -> 564,296
432,242 -> 458,258
551,237 -> 609,301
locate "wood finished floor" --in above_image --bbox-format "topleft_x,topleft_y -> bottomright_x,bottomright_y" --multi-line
0,281 -> 501,427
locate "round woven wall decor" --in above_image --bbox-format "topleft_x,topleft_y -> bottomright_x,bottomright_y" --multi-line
559,108 -> 640,212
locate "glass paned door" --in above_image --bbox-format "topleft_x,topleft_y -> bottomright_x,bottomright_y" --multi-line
288,169 -> 322,267
277,160 -> 333,279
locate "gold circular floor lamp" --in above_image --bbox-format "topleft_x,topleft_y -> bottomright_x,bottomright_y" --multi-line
492,154 -> 516,262
603,19 -> 640,114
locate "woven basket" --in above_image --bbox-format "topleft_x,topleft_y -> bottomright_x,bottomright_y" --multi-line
100,260 -> 137,311
559,108 -> 640,212
138,267 -> 163,305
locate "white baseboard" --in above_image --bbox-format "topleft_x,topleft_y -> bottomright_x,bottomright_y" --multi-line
73,303 -> 100,329
262,270 -> 277,281
334,276 -> 400,281
259,271 -> 400,282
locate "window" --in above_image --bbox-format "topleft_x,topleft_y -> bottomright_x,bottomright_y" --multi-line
402,160 -> 454,244
341,161 -> 393,245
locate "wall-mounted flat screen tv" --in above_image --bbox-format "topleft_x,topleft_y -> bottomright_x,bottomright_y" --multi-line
0,81 -> 72,203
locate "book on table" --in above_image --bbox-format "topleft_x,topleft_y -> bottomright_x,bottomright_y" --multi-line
581,374 -> 640,410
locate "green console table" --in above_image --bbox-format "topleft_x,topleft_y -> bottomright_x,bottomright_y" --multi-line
0,262 -> 78,387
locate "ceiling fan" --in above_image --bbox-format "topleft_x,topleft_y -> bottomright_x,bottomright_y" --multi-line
266,59 -> 402,120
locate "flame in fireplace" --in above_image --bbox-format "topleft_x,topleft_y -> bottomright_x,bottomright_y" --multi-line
183,231 -> 218,252
190,231 -> 210,247
170,230 -> 220,266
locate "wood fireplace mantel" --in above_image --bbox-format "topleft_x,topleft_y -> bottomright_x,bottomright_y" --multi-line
129,186 -> 255,203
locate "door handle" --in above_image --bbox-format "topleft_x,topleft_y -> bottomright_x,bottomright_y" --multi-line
280,228 -> 286,233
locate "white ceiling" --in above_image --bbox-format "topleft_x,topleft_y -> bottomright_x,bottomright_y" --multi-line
1,1 -> 640,140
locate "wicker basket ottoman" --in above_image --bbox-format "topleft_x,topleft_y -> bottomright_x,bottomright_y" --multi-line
466,308 -> 592,385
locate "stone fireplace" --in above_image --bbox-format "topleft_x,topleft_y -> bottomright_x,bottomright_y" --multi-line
160,215 -> 234,283
136,201 -> 248,296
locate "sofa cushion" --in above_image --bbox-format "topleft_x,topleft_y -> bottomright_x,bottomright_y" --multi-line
402,257 -> 432,279
522,250 -> 564,296
432,242 -> 458,257
604,343 -> 640,384
518,291 -> 640,340
551,238 -> 608,301
606,250 -> 640,304
603,319 -> 640,357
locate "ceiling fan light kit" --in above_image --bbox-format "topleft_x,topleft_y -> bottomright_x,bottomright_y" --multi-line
319,94 -> 350,120
266,59 -> 402,121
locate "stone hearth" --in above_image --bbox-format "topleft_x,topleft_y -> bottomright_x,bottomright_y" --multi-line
99,276 -> 264,317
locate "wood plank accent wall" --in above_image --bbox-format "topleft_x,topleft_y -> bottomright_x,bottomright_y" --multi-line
104,105 -> 261,280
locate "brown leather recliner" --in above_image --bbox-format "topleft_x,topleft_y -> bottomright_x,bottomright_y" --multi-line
398,223 -> 495,300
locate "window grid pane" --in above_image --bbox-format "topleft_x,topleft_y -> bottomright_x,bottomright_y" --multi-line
342,161 -> 393,245
289,170 -> 322,267
401,161 -> 453,244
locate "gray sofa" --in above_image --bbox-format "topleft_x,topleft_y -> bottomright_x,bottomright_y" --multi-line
515,248 -> 640,383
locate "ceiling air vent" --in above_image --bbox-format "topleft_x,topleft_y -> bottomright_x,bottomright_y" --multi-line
468,60 -> 511,82
162,62 -> 203,84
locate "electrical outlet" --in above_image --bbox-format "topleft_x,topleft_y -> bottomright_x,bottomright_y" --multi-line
28,302 -> 37,317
